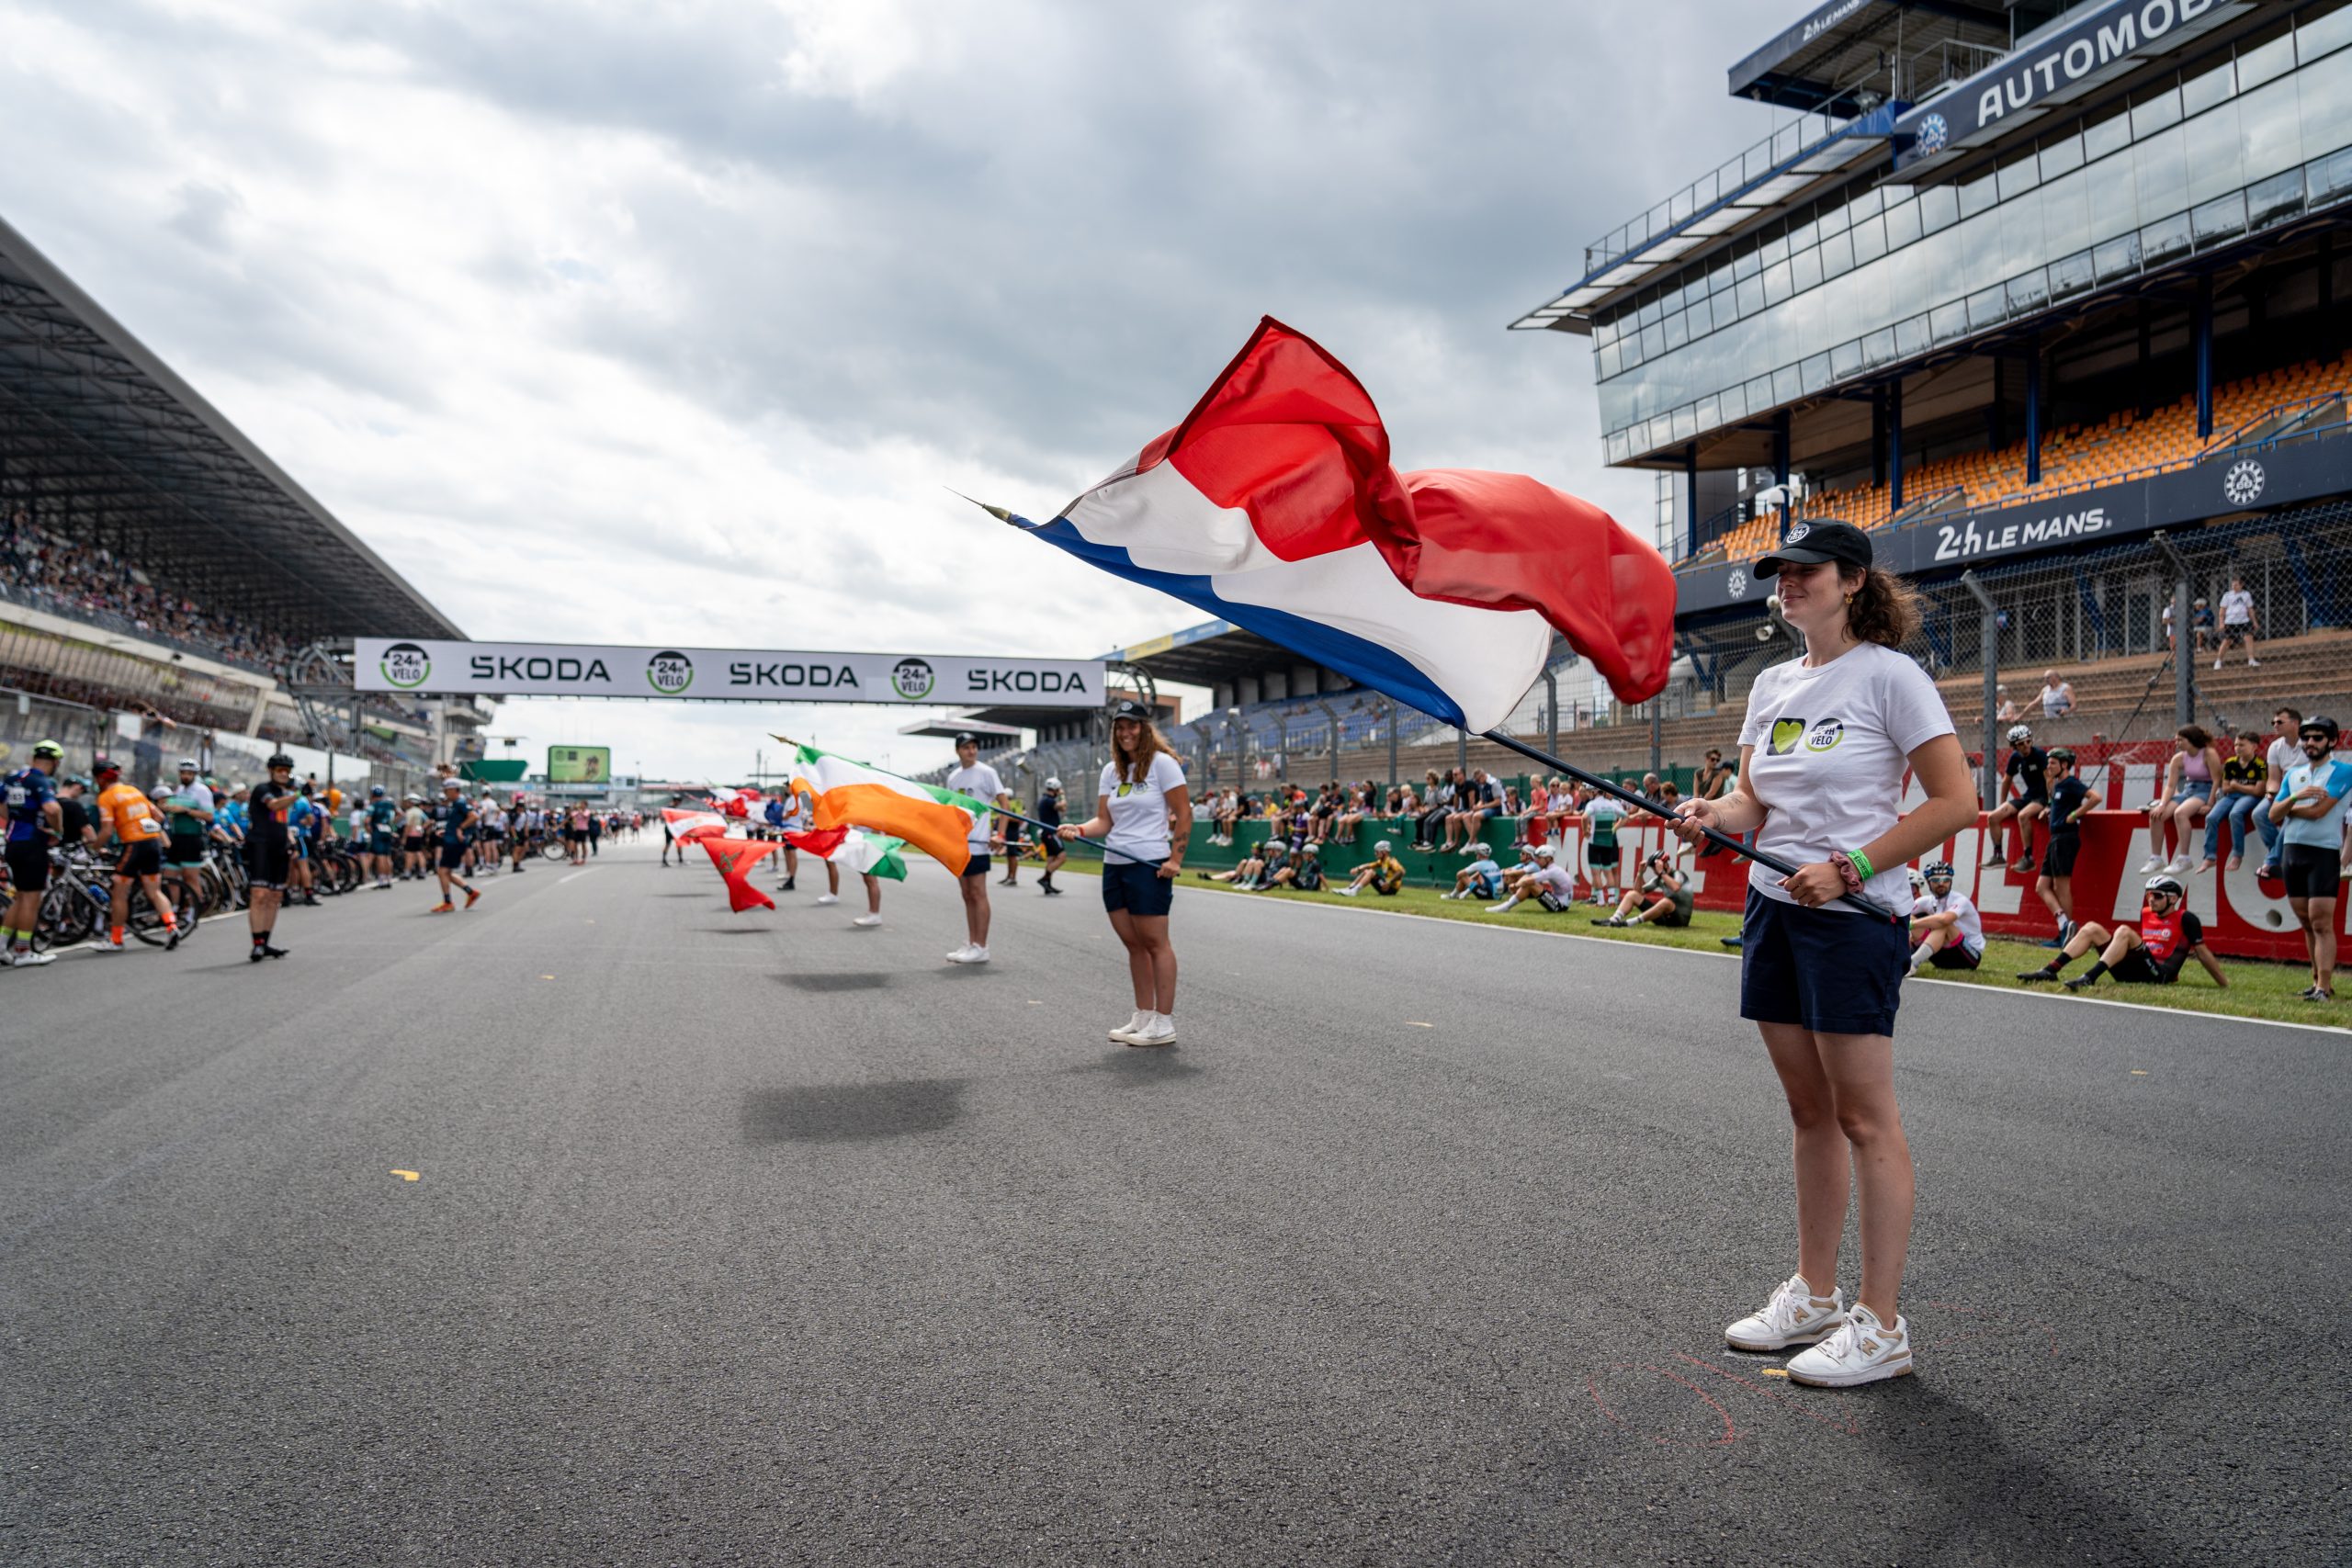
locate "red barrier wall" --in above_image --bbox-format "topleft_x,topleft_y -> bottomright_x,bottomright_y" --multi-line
1549,810 -> 2329,964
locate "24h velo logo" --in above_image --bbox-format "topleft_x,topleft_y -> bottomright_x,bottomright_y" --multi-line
890,658 -> 935,700
379,641 -> 431,689
646,649 -> 695,694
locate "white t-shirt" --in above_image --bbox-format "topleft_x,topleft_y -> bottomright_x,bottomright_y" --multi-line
1098,752 -> 1187,862
2266,735 -> 2300,795
944,762 -> 1003,850
2037,682 -> 2072,715
1528,864 -> 1577,898
1918,888 -> 1984,951
1737,642 -> 1954,917
2220,588 -> 2255,626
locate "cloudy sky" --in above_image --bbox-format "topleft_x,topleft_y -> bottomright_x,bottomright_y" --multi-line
0,0 -> 1775,779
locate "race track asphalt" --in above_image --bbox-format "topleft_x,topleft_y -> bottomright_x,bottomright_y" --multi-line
3,840 -> 2346,1566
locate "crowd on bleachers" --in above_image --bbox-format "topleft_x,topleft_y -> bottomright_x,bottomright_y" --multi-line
1694,356 -> 2352,566
1,504 -> 297,674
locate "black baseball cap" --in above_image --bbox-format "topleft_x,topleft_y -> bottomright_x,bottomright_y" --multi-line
1755,519 -> 1872,577
954,730 -> 978,747
1110,698 -> 1149,721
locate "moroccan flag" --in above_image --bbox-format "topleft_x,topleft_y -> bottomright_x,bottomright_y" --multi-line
663,808 -> 729,842
979,317 -> 1675,730
781,741 -> 985,875
701,837 -> 780,911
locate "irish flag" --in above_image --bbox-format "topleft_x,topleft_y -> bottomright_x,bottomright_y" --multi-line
831,828 -> 910,883
782,741 -> 987,875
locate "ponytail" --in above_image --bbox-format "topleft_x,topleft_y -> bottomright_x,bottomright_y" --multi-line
1845,566 -> 1922,649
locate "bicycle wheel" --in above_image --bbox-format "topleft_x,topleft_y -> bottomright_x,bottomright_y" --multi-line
540,838 -> 568,863
128,888 -> 185,946
35,881 -> 96,951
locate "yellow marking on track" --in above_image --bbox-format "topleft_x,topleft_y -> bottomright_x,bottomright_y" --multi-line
1405,1021 -> 1434,1028
1759,1367 -> 1789,1378
390,1170 -> 420,1182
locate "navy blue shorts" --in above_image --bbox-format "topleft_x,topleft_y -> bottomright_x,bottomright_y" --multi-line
961,854 -> 992,878
1102,859 -> 1173,917
1739,888 -> 1910,1037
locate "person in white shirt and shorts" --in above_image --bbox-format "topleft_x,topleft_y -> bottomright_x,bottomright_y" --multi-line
2215,575 -> 2259,669
944,732 -> 1008,964
1906,861 -> 1984,975
1057,699 -> 1191,1046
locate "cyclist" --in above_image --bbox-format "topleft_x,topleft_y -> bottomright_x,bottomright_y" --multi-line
285,784 -> 321,906
3,738 -> 66,967
431,778 -> 483,912
244,753 -> 297,961
161,758 -> 216,919
91,755 -> 181,952
401,794 -> 429,879
365,785 -> 398,888
56,774 -> 98,849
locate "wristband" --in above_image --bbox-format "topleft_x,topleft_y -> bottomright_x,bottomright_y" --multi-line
1847,847 -> 1876,885
1828,851 -> 1864,895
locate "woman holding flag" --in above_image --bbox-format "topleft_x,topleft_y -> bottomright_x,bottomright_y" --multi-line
1668,521 -> 1976,1388
1058,699 -> 1191,1047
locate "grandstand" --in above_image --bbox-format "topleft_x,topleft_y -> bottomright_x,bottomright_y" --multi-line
1500,0 -> 2352,772
0,211 -> 481,791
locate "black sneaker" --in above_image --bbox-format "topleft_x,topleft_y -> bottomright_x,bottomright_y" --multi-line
166,927 -> 182,952
263,943 -> 288,959
782,877 -> 795,891
2017,968 -> 2059,983
2063,973 -> 2095,991
250,946 -> 267,964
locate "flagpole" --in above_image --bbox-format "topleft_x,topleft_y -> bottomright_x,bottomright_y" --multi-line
1478,728 -> 1897,923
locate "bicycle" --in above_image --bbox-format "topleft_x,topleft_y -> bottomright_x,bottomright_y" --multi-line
34,847 -> 195,950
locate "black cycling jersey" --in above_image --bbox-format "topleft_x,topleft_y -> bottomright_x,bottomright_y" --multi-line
248,781 -> 292,851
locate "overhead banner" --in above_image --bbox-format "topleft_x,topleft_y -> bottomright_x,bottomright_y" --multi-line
353,638 -> 1106,706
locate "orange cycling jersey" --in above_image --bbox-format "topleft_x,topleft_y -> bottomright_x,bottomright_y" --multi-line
97,782 -> 167,843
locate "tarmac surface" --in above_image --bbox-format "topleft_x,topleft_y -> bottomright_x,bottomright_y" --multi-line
3,840 -> 2346,1565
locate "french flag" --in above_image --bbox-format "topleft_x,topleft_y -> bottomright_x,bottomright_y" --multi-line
997,319 -> 1676,731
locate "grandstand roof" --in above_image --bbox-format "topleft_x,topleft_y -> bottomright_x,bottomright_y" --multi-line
1099,617 -> 1303,689
1728,0 -> 2009,115
0,213 -> 463,641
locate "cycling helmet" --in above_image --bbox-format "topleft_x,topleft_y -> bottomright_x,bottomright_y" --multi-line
266,753 -> 294,770
369,784 -> 386,796
2298,716 -> 2340,744
2007,724 -> 2033,744
1470,843 -> 1489,859
92,755 -> 120,778
1533,843 -> 1557,860
1908,868 -> 1928,893
1373,840 -> 1393,854
2046,747 -> 2076,766
176,757 -> 199,771
31,738 -> 63,759
1302,843 -> 1320,856
1044,777 -> 1062,792
441,778 -> 462,791
2144,873 -> 2186,900
1924,860 -> 1955,882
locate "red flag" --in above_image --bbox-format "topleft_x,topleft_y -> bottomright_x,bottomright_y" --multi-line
784,826 -> 850,857
663,807 -> 728,842
701,838 -> 780,911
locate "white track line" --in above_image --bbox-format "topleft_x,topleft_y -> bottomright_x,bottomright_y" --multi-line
1178,884 -> 2352,1040
558,869 -> 597,885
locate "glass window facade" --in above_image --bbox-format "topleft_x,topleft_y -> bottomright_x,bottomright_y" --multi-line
1592,14 -> 2352,464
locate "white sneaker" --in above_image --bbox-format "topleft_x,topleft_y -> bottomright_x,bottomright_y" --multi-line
1784,1303 -> 1912,1387
945,944 -> 975,964
2247,657 -> 2260,667
1725,1275 -> 1847,1351
961,944 -> 989,964
2212,658 -> 2222,671
91,939 -> 126,954
1110,1010 -> 1148,1043
7,948 -> 52,966
1336,886 -> 1358,897
2137,855 -> 2162,874
815,894 -> 839,906
851,913 -> 881,928
2164,856 -> 2191,874
1134,1013 -> 1176,1045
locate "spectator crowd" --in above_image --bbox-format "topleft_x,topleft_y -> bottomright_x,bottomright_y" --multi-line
2,505 -> 297,673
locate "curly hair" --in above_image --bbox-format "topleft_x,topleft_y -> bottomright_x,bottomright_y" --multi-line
1841,564 -> 1924,649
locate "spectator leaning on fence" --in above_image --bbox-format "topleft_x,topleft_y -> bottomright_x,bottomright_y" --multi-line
2034,747 -> 2090,942
2035,670 -> 2074,718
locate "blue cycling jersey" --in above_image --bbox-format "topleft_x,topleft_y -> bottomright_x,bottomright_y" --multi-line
5,766 -> 56,842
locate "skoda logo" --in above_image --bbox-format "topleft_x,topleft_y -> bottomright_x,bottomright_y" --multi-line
890,657 -> 935,701
2222,459 -> 2266,507
1916,113 -> 1949,155
1785,523 -> 1811,543
379,641 -> 431,689
1726,569 -> 1750,600
646,649 -> 695,694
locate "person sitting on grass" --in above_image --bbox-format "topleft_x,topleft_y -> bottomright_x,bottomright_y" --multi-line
1265,841 -> 1324,891
1594,851 -> 1693,928
2016,873 -> 2226,992
1336,840 -> 1407,897
1439,842 -> 1504,901
1486,843 -> 1577,914
1200,844 -> 1271,890
1906,860 -> 1983,976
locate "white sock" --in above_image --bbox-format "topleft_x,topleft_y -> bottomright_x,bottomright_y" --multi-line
1495,896 -> 1520,911
1910,942 -> 1933,967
